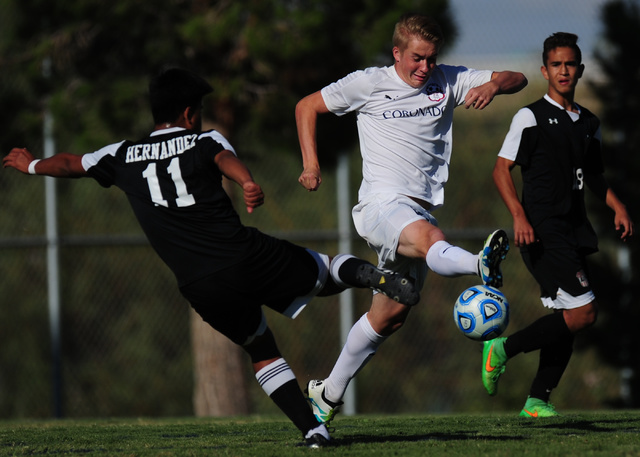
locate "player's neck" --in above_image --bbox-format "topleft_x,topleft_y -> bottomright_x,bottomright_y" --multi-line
154,118 -> 189,132
547,91 -> 577,113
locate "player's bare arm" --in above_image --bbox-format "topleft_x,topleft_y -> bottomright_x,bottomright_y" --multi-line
3,147 -> 86,177
605,188 -> 634,241
464,71 -> 528,110
493,156 -> 536,247
214,149 -> 264,213
295,91 -> 330,191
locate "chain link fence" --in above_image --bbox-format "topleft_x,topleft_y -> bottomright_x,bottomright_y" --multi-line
0,124 -> 628,418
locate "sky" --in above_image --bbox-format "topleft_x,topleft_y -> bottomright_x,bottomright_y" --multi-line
445,0 -> 612,72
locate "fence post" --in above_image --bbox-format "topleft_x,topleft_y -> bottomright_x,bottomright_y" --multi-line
337,151 -> 356,415
43,57 -> 63,418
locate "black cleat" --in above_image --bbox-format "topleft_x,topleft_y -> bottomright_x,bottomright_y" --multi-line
301,433 -> 332,449
356,264 -> 420,306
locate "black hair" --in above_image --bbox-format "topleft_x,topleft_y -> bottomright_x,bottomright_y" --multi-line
542,32 -> 582,66
149,68 -> 213,124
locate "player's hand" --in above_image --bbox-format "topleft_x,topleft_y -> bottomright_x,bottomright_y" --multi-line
513,216 -> 537,247
2,147 -> 34,174
614,208 -> 634,242
298,167 -> 322,191
242,181 -> 264,213
463,81 -> 499,110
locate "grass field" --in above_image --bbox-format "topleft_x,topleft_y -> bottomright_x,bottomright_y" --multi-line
1,411 -> 639,456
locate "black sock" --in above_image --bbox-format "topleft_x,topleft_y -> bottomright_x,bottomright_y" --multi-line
529,332 -> 574,401
331,255 -> 369,288
504,312 -> 571,358
269,380 -> 319,435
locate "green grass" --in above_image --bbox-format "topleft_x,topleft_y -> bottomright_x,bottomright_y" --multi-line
1,412 -> 640,456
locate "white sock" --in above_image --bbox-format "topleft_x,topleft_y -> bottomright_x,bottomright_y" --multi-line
425,240 -> 478,277
305,423 -> 330,440
324,313 -> 386,403
255,358 -> 296,396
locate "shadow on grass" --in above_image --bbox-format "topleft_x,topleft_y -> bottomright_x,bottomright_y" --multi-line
518,417 -> 640,434
333,431 -> 526,446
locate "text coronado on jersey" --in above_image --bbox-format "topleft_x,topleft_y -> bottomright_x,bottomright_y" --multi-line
382,105 -> 445,119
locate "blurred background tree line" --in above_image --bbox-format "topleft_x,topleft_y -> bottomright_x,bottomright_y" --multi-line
0,0 -> 638,419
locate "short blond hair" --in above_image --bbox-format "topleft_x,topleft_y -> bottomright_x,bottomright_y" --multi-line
392,13 -> 444,51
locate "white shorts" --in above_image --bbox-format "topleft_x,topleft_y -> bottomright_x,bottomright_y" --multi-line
540,288 -> 595,310
352,194 -> 436,289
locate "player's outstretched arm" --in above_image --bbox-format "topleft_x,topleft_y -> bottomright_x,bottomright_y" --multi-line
464,71 -> 528,110
214,149 -> 264,213
3,147 -> 87,177
295,91 -> 330,191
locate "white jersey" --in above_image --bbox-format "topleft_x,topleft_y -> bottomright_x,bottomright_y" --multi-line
321,64 -> 492,208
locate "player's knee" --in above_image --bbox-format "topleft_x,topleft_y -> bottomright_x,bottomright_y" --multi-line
566,302 -> 597,332
242,327 -> 282,363
399,221 -> 444,258
369,300 -> 410,336
583,302 -> 598,327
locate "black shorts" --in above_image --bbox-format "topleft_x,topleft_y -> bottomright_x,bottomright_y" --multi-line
520,242 -> 592,300
179,232 -> 321,345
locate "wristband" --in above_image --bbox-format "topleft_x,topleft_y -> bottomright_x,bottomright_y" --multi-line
28,159 -> 41,175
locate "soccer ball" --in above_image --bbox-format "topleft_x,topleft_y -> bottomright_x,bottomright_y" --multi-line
453,285 -> 509,341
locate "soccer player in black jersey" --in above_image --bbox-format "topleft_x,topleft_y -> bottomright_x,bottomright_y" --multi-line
484,32 -> 634,417
3,68 -> 419,447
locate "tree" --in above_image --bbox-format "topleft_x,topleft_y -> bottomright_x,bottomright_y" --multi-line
589,0 -> 640,407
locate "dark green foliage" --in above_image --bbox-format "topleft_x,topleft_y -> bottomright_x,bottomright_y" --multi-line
0,0 -> 455,161
588,0 -> 640,407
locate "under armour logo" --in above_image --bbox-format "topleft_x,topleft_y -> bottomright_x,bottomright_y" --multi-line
549,118 -> 558,124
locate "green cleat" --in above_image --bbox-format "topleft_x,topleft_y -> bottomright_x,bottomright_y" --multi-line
482,337 -> 507,396
519,396 -> 560,418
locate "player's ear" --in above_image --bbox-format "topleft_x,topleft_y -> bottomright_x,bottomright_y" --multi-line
577,63 -> 585,79
392,46 -> 401,64
540,65 -> 549,81
183,106 -> 197,128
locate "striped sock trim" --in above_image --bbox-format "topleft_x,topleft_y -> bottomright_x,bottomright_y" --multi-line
329,253 -> 356,289
255,358 -> 296,397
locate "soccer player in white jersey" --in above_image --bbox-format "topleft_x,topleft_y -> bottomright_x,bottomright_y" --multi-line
295,13 -> 527,424
484,32 -> 633,417
3,68 -> 420,447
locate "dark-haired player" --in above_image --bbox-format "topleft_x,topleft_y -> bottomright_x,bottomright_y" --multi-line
3,68 -> 419,447
485,32 -> 633,417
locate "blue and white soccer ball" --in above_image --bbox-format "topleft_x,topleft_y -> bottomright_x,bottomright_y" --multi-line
453,285 -> 509,341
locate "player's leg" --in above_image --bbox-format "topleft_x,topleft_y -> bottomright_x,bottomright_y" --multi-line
180,272 -> 330,447
396,210 -> 508,288
319,253 -> 420,306
244,325 -> 331,447
483,246 -> 596,405
307,196 -> 429,424
482,310 -> 574,397
307,293 -> 409,423
519,333 -> 573,418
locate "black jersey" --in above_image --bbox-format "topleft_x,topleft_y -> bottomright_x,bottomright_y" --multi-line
515,98 -> 603,252
82,127 -> 257,286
